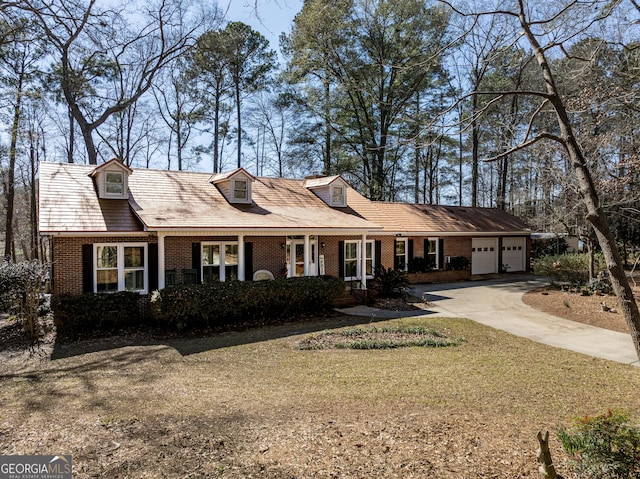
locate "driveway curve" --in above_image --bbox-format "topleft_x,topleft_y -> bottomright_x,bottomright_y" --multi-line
339,275 -> 639,366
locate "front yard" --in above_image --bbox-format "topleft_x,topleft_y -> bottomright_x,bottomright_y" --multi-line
1,314 -> 640,478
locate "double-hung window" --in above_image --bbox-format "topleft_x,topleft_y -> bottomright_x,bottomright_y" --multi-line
426,238 -> 439,269
344,240 -> 374,280
394,239 -> 408,271
331,185 -> 345,206
202,242 -> 238,282
233,180 -> 248,200
95,243 -> 147,293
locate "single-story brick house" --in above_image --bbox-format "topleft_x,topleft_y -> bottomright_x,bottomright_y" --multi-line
38,159 -> 531,296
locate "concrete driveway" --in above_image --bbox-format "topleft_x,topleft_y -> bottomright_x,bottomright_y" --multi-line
338,275 -> 639,367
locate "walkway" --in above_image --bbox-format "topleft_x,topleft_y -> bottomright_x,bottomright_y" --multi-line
337,275 -> 639,367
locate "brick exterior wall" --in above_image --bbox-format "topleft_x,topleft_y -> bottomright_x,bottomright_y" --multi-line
443,237 -> 472,258
247,236 -> 287,279
51,233 -> 525,296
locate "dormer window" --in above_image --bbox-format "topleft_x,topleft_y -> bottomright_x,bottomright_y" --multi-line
210,167 -> 255,204
89,158 -> 132,200
331,185 -> 345,206
233,179 -> 248,201
304,175 -> 349,207
106,172 -> 124,195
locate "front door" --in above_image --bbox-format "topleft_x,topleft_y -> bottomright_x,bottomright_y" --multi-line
287,239 -> 317,277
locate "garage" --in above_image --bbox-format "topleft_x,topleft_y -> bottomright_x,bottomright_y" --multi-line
501,237 -> 526,272
471,238 -> 498,275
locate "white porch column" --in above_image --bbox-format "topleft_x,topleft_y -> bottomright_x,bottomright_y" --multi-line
361,233 -> 367,289
303,234 -> 310,276
158,233 -> 166,290
238,235 -> 245,281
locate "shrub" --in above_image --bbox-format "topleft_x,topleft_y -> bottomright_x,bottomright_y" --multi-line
0,261 -> 48,339
407,256 -> 433,273
533,253 -> 606,286
51,291 -> 141,335
558,410 -> 640,479
446,256 -> 470,271
150,275 -> 345,331
373,266 -> 409,298
531,236 -> 569,259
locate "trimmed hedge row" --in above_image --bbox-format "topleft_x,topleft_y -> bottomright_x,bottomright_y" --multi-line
51,291 -> 142,335
151,275 -> 345,330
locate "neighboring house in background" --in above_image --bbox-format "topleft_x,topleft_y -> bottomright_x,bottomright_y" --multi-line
38,159 -> 532,296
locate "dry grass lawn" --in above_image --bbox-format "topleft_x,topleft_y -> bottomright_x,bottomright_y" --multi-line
1,313 -> 640,478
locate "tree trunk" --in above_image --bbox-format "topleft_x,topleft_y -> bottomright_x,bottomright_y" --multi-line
29,130 -> 38,261
67,106 -> 74,163
471,92 -> 480,207
323,77 -> 331,175
519,0 -> 640,359
235,80 -> 242,169
4,66 -> 23,262
76,114 -> 99,165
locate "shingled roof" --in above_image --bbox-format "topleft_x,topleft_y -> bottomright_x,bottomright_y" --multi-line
39,162 -> 530,235
38,162 -> 379,234
345,186 -> 530,234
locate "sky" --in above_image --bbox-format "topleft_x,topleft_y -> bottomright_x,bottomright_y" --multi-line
220,0 -> 304,57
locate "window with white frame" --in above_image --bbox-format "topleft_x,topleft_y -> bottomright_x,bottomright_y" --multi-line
427,238 -> 439,269
202,242 -> 238,282
95,243 -> 147,293
344,240 -> 374,280
105,171 -> 124,195
330,185 -> 345,206
233,179 -> 248,200
394,238 -> 408,271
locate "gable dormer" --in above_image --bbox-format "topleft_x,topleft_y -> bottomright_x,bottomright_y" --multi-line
303,175 -> 348,207
89,158 -> 132,200
209,168 -> 256,204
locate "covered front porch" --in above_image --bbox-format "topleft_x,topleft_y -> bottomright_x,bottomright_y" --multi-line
155,228 -> 376,290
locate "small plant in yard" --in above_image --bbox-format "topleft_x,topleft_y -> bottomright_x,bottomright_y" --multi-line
373,266 -> 409,298
558,410 -> 640,479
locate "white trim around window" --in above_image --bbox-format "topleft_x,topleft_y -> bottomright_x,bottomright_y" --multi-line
330,184 -> 346,207
202,241 -> 239,282
394,238 -> 408,271
344,240 -> 374,281
427,237 -> 439,269
231,178 -> 251,204
94,243 -> 148,294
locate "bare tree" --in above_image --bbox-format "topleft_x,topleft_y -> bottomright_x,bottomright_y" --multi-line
0,17 -> 41,261
445,0 -> 640,358
17,0 -> 202,164
247,90 -> 294,177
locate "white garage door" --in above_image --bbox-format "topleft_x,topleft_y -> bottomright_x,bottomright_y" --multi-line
472,238 -> 498,275
502,237 -> 526,272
